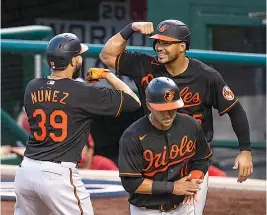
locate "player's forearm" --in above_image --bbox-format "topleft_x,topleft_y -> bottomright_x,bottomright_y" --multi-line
227,102 -> 251,151
105,72 -> 141,106
135,178 -> 153,194
121,177 -> 173,195
100,23 -> 135,68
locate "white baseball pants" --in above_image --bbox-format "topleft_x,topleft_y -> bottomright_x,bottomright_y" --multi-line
14,156 -> 94,215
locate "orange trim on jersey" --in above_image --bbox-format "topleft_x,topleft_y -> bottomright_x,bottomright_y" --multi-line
218,99 -> 238,115
189,170 -> 204,179
119,172 -> 142,176
144,153 -> 195,177
69,168 -> 84,215
115,53 -> 123,75
203,150 -> 213,159
115,90 -> 124,117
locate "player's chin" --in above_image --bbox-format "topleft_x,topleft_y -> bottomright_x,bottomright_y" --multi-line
161,119 -> 174,127
157,56 -> 169,64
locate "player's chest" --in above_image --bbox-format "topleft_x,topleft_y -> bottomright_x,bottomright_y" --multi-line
141,132 -> 197,163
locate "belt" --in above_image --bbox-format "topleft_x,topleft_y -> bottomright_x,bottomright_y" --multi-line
146,203 -> 178,212
50,160 -> 78,168
24,157 -> 77,168
50,160 -> 61,164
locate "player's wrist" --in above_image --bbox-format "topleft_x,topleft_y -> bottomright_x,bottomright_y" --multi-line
239,145 -> 251,151
119,23 -> 135,40
240,150 -> 252,154
104,72 -> 114,79
189,170 -> 204,179
152,181 -> 174,194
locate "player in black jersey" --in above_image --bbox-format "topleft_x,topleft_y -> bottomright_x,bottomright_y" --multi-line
118,77 -> 212,214
14,33 -> 141,215
100,19 -> 253,214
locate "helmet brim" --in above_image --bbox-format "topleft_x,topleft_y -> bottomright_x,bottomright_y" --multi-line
79,44 -> 89,54
149,34 -> 179,42
148,98 -> 184,111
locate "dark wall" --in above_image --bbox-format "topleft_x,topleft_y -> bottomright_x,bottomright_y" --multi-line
2,0 -> 103,28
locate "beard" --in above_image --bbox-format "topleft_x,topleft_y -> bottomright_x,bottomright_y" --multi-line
72,63 -> 82,79
157,52 -> 179,65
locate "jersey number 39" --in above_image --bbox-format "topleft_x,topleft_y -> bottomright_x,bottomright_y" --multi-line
33,109 -> 68,142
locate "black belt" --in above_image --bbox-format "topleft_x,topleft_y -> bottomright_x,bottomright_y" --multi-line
50,160 -> 61,164
146,203 -> 178,212
50,160 -> 78,167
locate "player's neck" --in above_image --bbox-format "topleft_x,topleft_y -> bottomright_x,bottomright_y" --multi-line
165,56 -> 189,76
49,70 -> 73,79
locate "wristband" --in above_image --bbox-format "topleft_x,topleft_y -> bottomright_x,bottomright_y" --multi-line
119,23 -> 134,40
152,181 -> 174,194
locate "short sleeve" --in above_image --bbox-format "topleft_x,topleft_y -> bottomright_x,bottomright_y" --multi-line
210,70 -> 238,115
115,50 -> 152,79
118,130 -> 143,177
83,83 -> 124,117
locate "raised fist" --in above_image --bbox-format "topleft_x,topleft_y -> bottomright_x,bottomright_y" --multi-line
131,22 -> 154,35
85,68 -> 111,82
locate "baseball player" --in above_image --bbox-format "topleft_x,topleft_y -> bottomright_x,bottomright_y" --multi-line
14,33 -> 141,215
118,77 -> 212,215
99,19 -> 253,214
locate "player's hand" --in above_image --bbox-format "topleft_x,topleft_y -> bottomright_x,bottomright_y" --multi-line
131,22 -> 154,35
85,68 -> 111,82
233,151 -> 253,183
182,179 -> 201,204
183,194 -> 197,205
172,175 -> 201,196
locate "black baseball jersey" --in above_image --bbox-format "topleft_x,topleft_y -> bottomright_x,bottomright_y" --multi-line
118,113 -> 212,207
116,51 -> 238,142
24,78 -> 126,162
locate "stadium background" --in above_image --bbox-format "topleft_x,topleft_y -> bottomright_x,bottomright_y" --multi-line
1,0 -> 266,214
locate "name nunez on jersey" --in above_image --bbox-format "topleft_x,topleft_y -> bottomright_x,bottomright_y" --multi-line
31,89 -> 69,105
142,136 -> 196,177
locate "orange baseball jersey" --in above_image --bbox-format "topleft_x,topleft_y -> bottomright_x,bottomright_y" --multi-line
116,51 -> 238,142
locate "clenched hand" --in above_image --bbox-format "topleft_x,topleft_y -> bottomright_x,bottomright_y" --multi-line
131,22 -> 154,35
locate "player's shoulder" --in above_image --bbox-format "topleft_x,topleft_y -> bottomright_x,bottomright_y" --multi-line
177,113 -> 200,129
26,77 -> 44,86
189,58 -> 221,79
121,116 -> 149,139
25,78 -> 46,91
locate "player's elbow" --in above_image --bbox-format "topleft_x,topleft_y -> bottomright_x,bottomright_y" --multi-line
122,95 -> 141,112
99,52 -> 106,64
120,176 -> 143,193
99,52 -> 116,69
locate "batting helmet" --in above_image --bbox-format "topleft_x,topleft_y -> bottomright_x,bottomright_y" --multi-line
150,19 -> 191,50
146,77 -> 184,111
46,33 -> 88,70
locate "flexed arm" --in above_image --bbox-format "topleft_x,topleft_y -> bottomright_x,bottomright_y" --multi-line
99,22 -> 154,68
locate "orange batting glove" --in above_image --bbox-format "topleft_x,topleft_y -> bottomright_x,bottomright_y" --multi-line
85,68 -> 111,82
